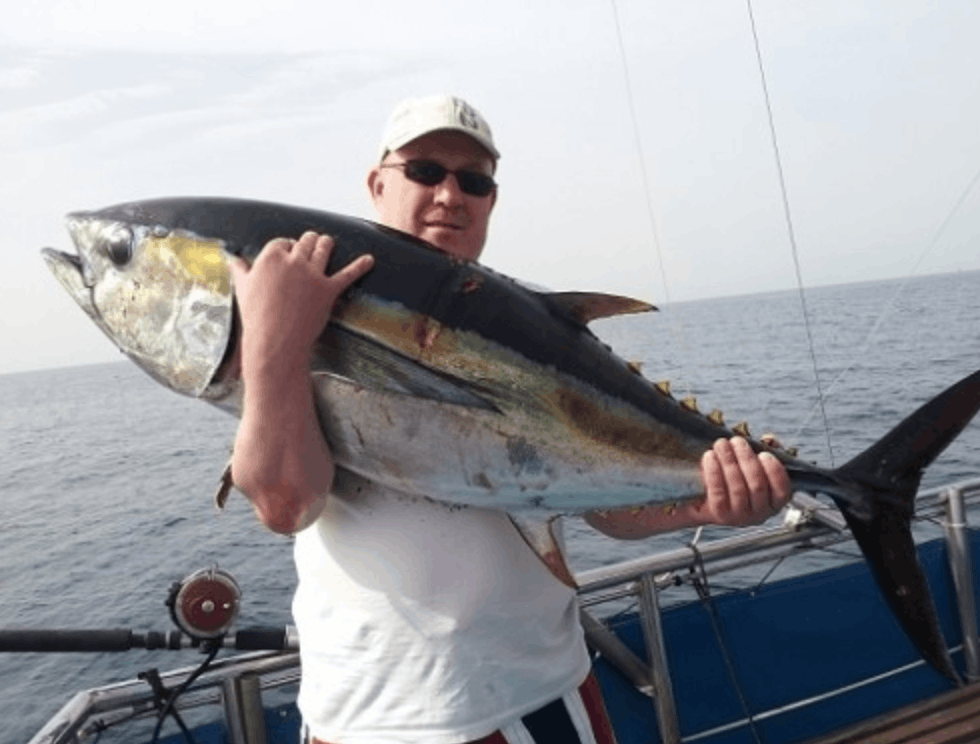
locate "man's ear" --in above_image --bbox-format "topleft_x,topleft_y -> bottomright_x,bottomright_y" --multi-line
367,167 -> 383,207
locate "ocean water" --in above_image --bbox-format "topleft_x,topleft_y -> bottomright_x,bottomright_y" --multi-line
3,269 -> 980,741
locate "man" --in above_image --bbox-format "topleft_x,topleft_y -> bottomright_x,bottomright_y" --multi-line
230,95 -> 791,744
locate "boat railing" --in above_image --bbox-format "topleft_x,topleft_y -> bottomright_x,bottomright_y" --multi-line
27,648 -> 300,744
25,477 -> 980,744
576,477 -> 980,744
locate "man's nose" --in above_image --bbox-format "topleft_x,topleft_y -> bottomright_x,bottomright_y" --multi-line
433,173 -> 466,206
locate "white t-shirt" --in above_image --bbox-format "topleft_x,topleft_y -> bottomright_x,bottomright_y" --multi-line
293,469 -> 591,744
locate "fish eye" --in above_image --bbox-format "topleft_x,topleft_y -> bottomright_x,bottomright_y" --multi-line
104,226 -> 133,267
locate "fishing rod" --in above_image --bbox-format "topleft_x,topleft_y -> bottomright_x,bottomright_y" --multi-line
0,626 -> 296,653
0,566 -> 297,654
1,567 -> 296,744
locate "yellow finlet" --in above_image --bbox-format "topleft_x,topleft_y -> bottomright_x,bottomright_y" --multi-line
707,410 -> 725,426
654,380 -> 672,396
760,433 -> 782,449
680,396 -> 699,413
732,421 -> 751,438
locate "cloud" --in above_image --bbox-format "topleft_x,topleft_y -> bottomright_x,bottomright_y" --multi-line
0,82 -> 170,131
0,65 -> 42,90
0,49 -> 440,155
0,0 -> 574,55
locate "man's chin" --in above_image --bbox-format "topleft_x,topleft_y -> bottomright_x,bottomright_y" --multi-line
423,227 -> 461,249
419,226 -> 482,261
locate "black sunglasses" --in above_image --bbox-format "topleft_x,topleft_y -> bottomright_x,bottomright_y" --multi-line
381,159 -> 496,197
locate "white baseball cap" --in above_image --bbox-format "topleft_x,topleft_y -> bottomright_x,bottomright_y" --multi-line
378,95 -> 499,162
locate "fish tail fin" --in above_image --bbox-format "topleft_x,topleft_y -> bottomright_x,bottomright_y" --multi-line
830,366 -> 980,685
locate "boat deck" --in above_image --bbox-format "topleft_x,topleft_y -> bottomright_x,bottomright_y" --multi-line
806,681 -> 980,744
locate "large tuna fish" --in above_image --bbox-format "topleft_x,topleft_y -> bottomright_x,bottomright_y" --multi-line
42,197 -> 980,684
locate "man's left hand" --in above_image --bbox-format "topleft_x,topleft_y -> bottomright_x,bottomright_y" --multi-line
695,436 -> 792,526
584,436 -> 792,539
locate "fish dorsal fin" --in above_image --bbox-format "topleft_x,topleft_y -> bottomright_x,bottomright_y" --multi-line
545,291 -> 656,325
508,513 -> 578,589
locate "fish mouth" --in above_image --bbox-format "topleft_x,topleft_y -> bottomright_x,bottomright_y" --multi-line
42,247 -> 83,273
41,247 -> 104,326
42,244 -> 132,357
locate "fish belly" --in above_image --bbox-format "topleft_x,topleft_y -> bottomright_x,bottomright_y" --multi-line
312,372 -> 706,514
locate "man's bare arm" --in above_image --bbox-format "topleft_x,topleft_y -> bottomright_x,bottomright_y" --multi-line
228,232 -> 374,534
585,437 -> 792,539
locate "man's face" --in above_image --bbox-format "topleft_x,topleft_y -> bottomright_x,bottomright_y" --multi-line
367,131 -> 497,262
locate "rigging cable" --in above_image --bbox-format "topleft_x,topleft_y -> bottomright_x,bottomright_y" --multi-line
607,0 -> 708,400
744,0 -> 836,466
794,162 -> 980,437
606,10 -> 768,731
607,0 -> 670,312
689,541 -> 766,744
147,643 -> 220,744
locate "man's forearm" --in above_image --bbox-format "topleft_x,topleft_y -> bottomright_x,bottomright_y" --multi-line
225,232 -> 373,535
583,503 -> 704,539
232,366 -> 334,535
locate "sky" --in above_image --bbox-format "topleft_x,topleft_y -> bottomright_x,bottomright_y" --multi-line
2,0 -> 979,374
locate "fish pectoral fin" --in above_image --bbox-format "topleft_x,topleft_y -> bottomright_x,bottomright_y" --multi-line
508,513 -> 578,589
313,325 -> 499,411
213,459 -> 235,511
544,291 -> 656,325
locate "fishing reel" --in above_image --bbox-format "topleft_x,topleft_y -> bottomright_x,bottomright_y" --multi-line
166,567 -> 241,642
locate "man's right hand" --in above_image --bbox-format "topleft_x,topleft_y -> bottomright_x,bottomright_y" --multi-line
229,232 -> 375,377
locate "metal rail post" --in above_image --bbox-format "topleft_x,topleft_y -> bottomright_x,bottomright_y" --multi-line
638,571 -> 681,743
222,672 -> 268,744
944,487 -> 980,681
580,609 -> 655,696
